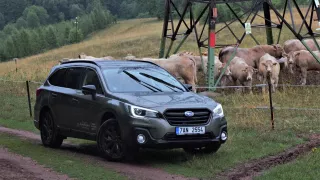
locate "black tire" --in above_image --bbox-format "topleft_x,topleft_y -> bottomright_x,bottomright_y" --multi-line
40,111 -> 64,148
183,143 -> 221,154
97,119 -> 136,161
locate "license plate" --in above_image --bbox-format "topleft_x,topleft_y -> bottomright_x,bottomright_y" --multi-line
176,127 -> 205,135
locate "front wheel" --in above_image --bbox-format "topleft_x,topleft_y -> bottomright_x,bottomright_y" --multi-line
97,119 -> 136,161
40,111 -> 64,148
183,143 -> 221,154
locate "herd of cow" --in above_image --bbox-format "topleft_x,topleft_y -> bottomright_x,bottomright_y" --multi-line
62,38 -> 320,93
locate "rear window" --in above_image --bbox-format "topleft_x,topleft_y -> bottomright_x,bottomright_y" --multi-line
48,68 -> 67,87
65,68 -> 86,90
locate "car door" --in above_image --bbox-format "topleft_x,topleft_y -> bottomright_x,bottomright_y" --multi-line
75,68 -> 108,134
62,67 -> 87,130
47,68 -> 69,128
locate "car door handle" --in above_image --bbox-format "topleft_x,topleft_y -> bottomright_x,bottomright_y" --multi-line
51,93 -> 58,98
71,98 -> 79,104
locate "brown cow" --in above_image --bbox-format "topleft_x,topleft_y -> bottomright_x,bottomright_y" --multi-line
176,52 -> 231,83
79,53 -> 96,59
283,39 -> 320,74
126,54 -> 198,92
229,57 -> 257,94
219,44 -> 283,68
258,54 -> 280,93
290,50 -> 320,85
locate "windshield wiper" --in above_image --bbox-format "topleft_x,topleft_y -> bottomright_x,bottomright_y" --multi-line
123,71 -> 162,92
139,73 -> 184,92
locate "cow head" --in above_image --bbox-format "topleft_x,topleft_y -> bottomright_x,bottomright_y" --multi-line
242,66 -> 257,81
290,51 -> 300,64
79,53 -> 86,59
262,60 -> 278,73
272,44 -> 284,58
202,51 -> 208,56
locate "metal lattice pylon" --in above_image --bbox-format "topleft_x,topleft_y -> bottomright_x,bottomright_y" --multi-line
159,0 -> 320,90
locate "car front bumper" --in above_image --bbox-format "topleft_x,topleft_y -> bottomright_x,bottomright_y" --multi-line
124,115 -> 228,149
133,124 -> 227,149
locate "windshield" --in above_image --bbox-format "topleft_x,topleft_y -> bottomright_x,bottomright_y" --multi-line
102,66 -> 186,93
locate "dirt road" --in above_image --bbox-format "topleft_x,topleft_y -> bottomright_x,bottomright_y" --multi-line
0,148 -> 71,180
0,127 -> 196,180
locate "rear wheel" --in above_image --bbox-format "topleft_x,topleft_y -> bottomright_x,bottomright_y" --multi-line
97,119 -> 136,161
183,143 -> 221,154
40,111 -> 64,148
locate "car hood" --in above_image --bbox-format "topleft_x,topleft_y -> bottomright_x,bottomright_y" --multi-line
112,92 -> 217,112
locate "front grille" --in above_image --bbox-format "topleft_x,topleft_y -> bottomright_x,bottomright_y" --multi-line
163,109 -> 211,126
164,132 -> 213,141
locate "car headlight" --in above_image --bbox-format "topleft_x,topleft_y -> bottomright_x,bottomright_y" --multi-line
127,104 -> 159,118
213,103 -> 224,117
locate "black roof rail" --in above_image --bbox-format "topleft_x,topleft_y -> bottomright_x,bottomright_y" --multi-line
60,59 -> 101,66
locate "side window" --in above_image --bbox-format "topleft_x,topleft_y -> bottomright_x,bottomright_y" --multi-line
65,68 -> 86,90
48,69 -> 67,87
82,69 -> 104,95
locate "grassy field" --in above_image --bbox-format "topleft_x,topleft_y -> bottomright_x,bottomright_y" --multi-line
0,6 -> 320,180
0,133 -> 126,180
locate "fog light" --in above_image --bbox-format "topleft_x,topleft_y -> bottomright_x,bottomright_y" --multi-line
221,131 -> 227,141
137,134 -> 146,144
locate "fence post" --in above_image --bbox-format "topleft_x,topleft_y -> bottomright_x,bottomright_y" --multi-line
15,58 -> 17,73
267,73 -> 274,130
26,81 -> 32,117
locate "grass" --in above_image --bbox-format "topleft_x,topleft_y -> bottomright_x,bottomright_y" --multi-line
0,119 -> 37,133
255,147 -> 320,180
0,133 -> 126,180
139,129 -> 304,178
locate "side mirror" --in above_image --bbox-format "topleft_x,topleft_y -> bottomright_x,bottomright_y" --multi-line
82,85 -> 97,100
183,84 -> 193,91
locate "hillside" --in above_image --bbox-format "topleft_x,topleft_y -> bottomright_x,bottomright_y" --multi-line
0,6 -> 316,82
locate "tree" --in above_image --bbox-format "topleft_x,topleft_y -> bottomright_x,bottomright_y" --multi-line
68,27 -> 84,43
58,12 -> 65,21
16,17 -> 27,29
3,24 -> 18,35
27,11 -> 40,28
0,0 -> 27,23
79,14 -> 94,36
11,31 -> 23,57
4,37 -> 16,59
64,26 -> 71,44
0,12 -> 4,30
19,30 -> 31,56
23,5 -> 49,25
46,26 -> 58,48
70,4 -> 84,18
36,28 -> 48,50
0,31 -> 5,39
29,30 -> 41,54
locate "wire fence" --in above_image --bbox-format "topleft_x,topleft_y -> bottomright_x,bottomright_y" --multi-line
0,78 -> 319,133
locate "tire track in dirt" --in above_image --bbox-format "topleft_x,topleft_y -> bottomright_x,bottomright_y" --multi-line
216,134 -> 320,180
0,148 -> 71,180
0,126 -> 196,180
